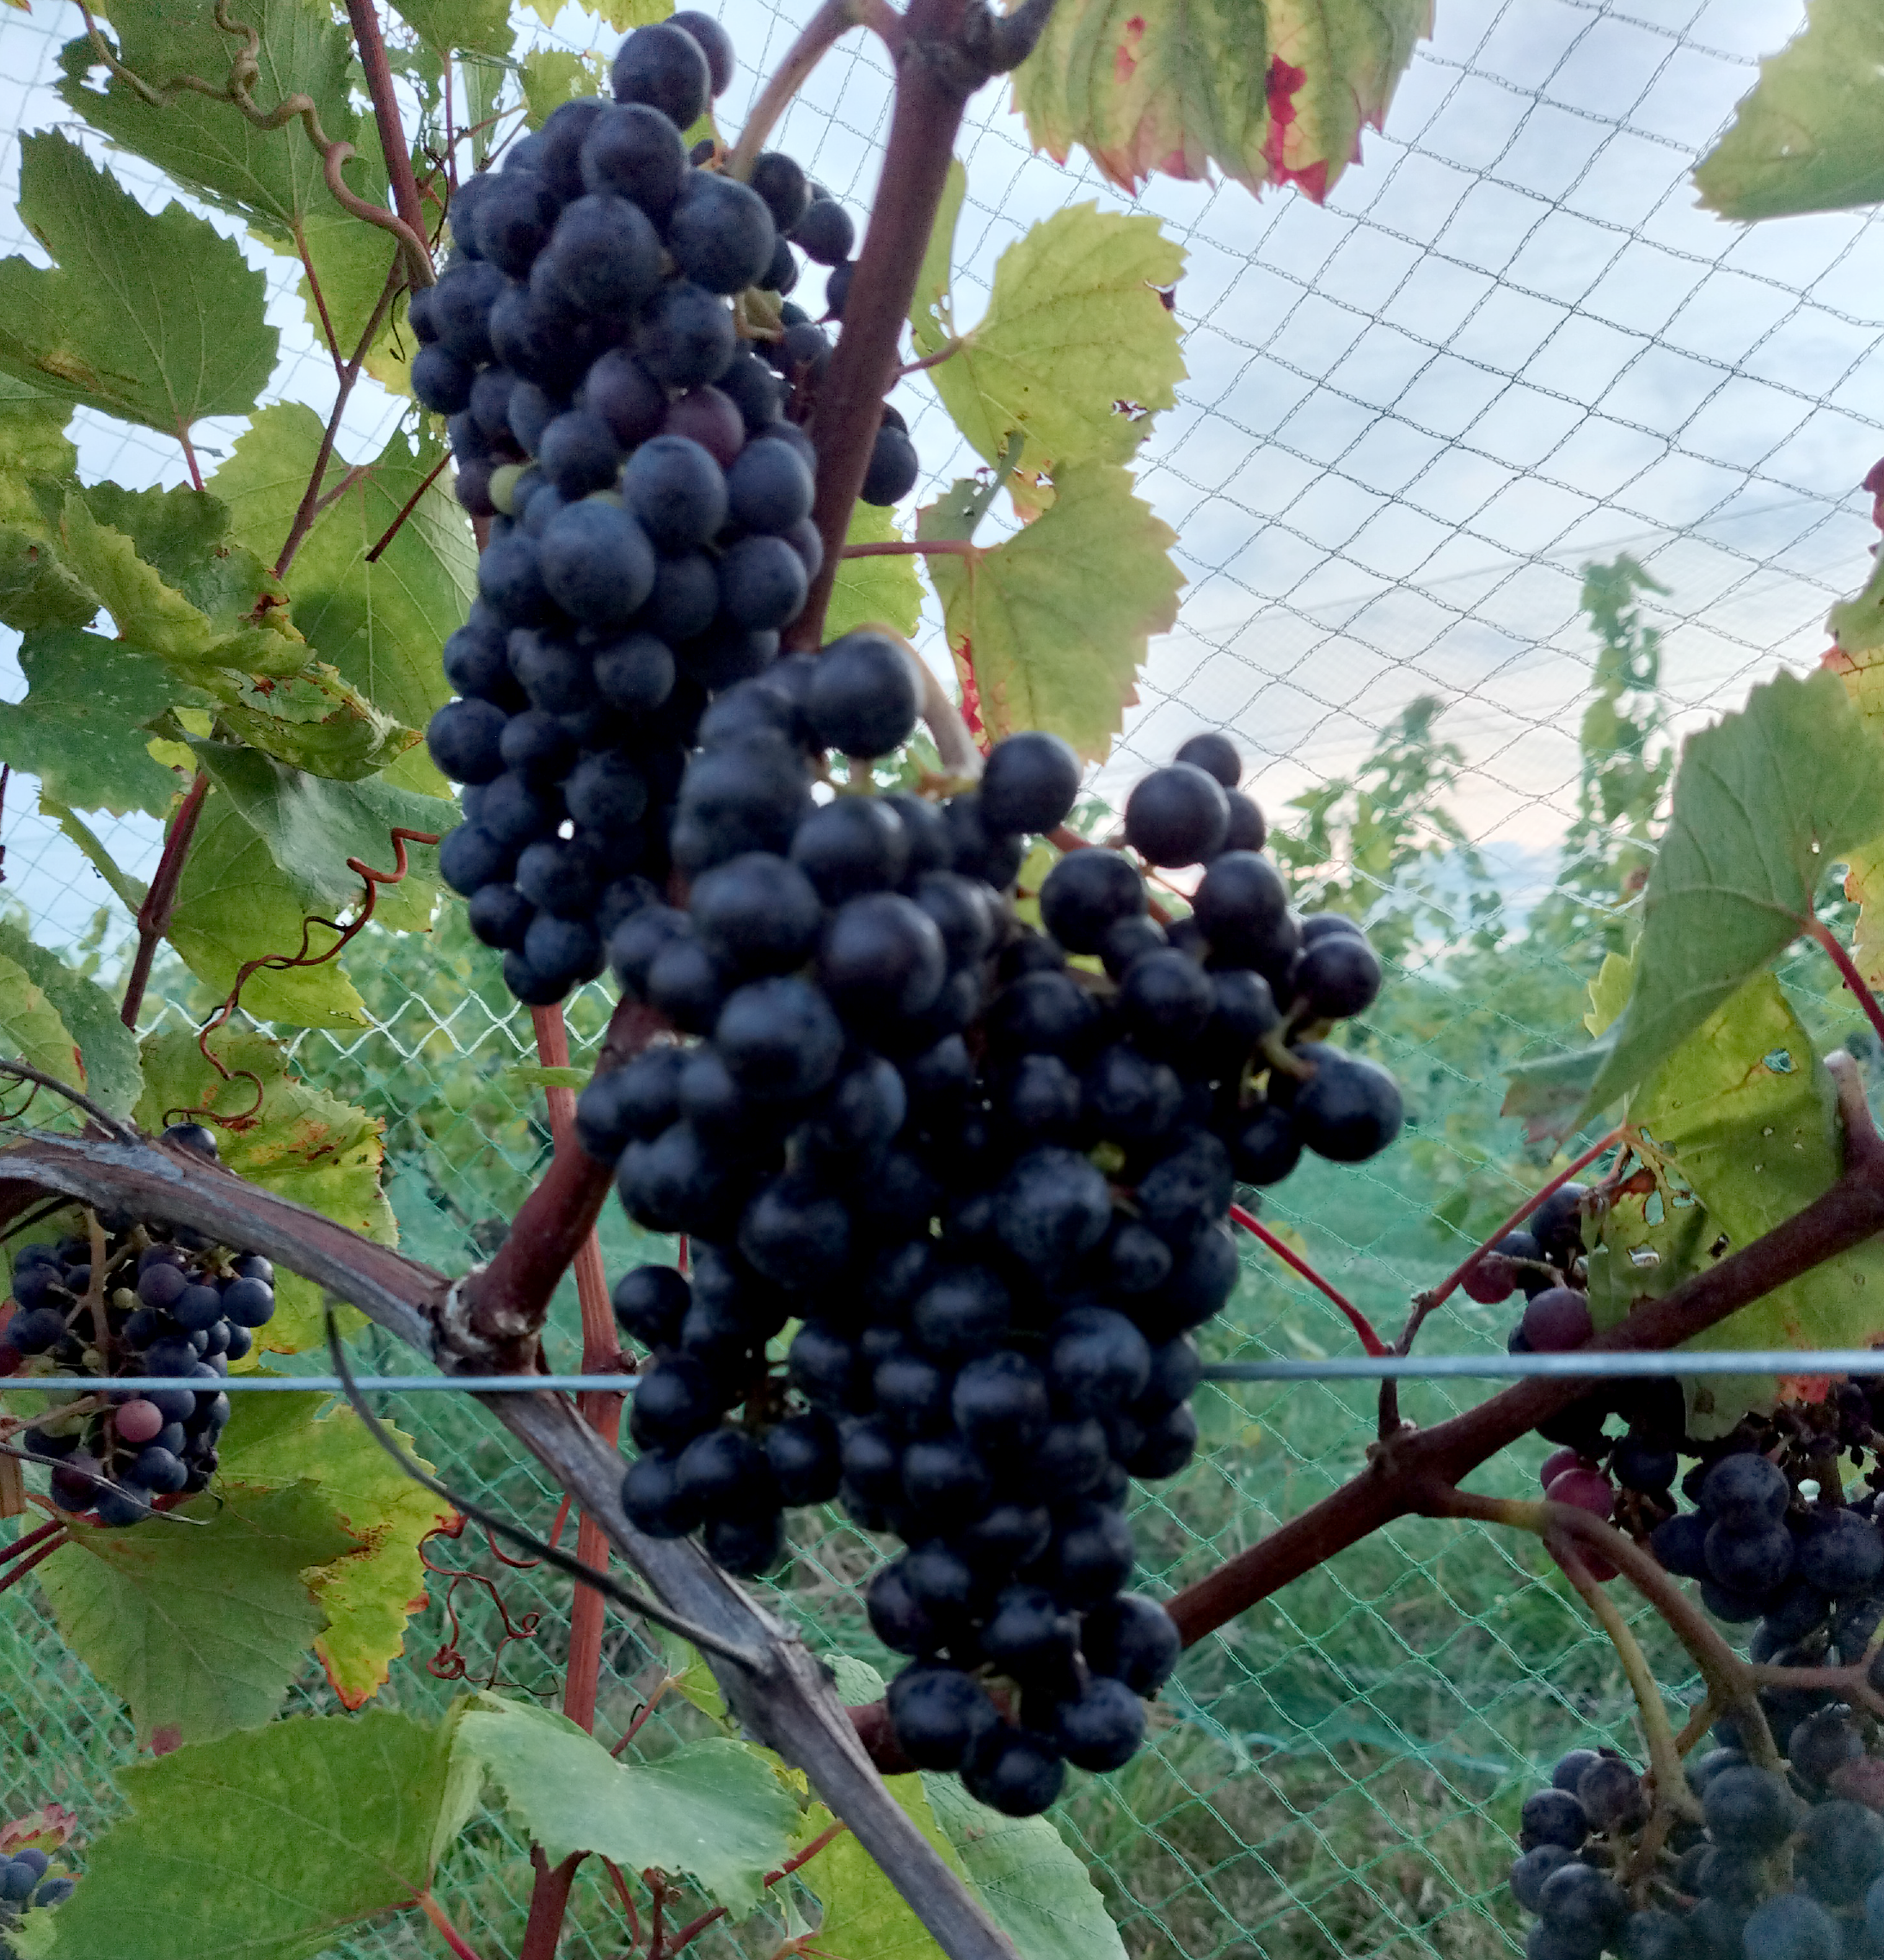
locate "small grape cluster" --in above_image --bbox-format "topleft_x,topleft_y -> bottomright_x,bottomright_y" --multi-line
421,13 -> 905,1008
1512,1718 -> 1884,1960
0,1124 -> 272,1527
0,1846 -> 73,1956
574,648 -> 1402,1814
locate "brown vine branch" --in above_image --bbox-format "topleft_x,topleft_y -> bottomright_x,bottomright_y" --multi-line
120,770 -> 209,1030
793,0 -> 998,647
459,996 -> 669,1367
1159,1051 -> 1884,1650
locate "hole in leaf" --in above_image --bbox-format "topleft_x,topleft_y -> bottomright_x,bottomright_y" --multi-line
1763,1048 -> 1795,1073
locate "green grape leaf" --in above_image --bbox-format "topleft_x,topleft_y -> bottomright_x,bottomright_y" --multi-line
911,195 -> 1184,488
1585,969 -> 1884,1434
34,1484 -> 357,1747
825,499 -> 924,644
0,524 -> 101,635
58,0 -> 360,237
922,1775 -> 1130,1960
215,1392 -> 452,1708
1583,667 -> 1884,1118
522,48 -> 604,126
0,374 -> 77,526
56,494 -> 222,667
40,1708 -> 480,1960
654,1629 -> 729,1725
390,0 -> 513,58
297,181 -> 406,377
212,662 -> 420,782
162,787 -> 370,1027
0,920 -> 142,1119
919,462 -> 1180,761
134,1026 -> 393,1347
457,1696 -> 800,1917
0,630 -> 200,817
213,409 -> 472,759
1694,0 -> 1884,220
71,482 -> 291,632
0,132 -> 277,434
0,950 -> 84,1115
187,739 -> 447,933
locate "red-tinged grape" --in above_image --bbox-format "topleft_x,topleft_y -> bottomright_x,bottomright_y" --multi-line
1544,1466 -> 1615,1517
1539,1447 -> 1587,1491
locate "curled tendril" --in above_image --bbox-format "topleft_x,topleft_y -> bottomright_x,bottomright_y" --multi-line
75,0 -> 433,287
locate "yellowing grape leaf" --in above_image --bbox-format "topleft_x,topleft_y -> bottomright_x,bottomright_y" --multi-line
1695,0 -> 1884,221
58,493 -> 221,665
919,462 -> 1179,762
0,951 -> 83,1114
1582,667 -> 1884,1118
161,789 -> 371,1028
523,48 -> 604,126
0,132 -> 276,434
457,1697 -> 800,1916
214,661 -> 419,782
135,1027 -> 392,1348
0,630 -> 202,817
216,1392 -> 451,1707
34,1484 -> 356,1745
0,919 -> 142,1120
1584,971 -> 1884,1434
1827,563 -> 1884,988
0,374 -> 75,527
825,498 -> 924,644
43,1709 -> 480,1960
912,187 -> 1184,494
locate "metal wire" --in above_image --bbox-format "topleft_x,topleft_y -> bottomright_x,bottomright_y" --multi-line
50,1350 -> 1884,1394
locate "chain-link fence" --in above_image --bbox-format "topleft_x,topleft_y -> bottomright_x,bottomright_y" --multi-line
3,0 -> 1883,1951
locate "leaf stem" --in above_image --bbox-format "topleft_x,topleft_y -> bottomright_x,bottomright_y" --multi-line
414,1890 -> 487,1960
1228,1202 -> 1387,1356
838,538 -> 974,560
667,1822 -> 850,1955
176,424 -> 206,492
297,224 -> 347,377
1810,919 -> 1884,1050
600,1859 -> 642,1945
120,769 -> 210,1029
273,265 -> 402,580
727,0 -> 878,181
365,452 -> 451,563
897,340 -> 960,378
1402,1126 -> 1626,1348
0,1533 -> 64,1598
0,1518 -> 68,1570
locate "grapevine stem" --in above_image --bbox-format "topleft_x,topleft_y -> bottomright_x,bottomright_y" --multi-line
1228,1203 -> 1387,1356
792,0 -> 981,647
1545,1527 -> 1699,1820
341,0 -> 433,274
838,538 -> 974,560
519,1851 -> 583,1960
0,1533 -> 64,1597
1810,919 -> 1884,1050
1403,1126 -> 1626,1345
0,1519 -> 67,1570
120,770 -> 210,1030
727,0 -> 875,181
414,1890 -> 486,1960
529,1001 -> 624,1743
273,263 -> 402,580
365,453 -> 451,563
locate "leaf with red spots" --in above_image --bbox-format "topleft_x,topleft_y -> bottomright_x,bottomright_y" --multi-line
1010,0 -> 1428,199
